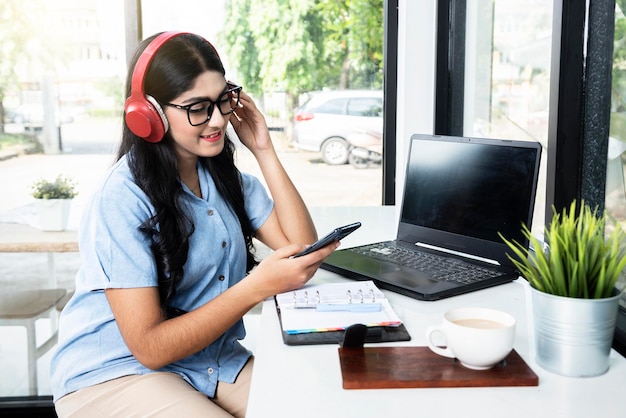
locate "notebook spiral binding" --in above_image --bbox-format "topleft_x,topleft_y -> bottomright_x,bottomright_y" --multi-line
291,288 -> 382,312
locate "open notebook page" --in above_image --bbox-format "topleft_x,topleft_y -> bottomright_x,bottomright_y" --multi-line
275,281 -> 402,334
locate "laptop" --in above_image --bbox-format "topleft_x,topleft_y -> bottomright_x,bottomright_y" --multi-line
321,133 -> 542,301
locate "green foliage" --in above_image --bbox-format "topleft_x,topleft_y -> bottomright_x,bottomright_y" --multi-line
31,175 -> 78,199
0,132 -> 39,149
220,0 -> 262,95
500,200 -> 626,299
221,0 -> 383,97
316,0 -> 384,88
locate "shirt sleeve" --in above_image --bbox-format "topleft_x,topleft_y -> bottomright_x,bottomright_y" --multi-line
78,163 -> 158,291
241,172 -> 274,231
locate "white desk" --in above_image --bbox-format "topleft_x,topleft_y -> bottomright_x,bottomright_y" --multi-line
247,206 -> 626,418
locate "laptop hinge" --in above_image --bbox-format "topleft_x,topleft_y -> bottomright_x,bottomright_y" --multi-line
414,242 -> 500,266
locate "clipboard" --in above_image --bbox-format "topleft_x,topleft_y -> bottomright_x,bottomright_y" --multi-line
274,281 -> 411,345
276,302 -> 412,345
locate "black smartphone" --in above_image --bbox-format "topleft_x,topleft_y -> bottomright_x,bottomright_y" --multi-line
293,222 -> 362,257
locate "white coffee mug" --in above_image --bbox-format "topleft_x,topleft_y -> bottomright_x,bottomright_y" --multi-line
425,307 -> 516,370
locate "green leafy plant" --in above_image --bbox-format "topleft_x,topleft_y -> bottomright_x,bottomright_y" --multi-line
31,175 -> 78,199
500,200 -> 626,299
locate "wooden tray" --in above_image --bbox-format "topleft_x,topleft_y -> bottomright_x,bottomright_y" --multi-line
338,346 -> 538,389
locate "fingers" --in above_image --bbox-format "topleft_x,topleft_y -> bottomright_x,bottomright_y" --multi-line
231,93 -> 262,132
283,241 -> 340,263
238,89 -> 253,103
248,241 -> 340,297
234,90 -> 256,113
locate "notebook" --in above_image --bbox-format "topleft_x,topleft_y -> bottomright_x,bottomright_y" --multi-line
274,281 -> 411,345
275,281 -> 402,334
321,133 -> 542,301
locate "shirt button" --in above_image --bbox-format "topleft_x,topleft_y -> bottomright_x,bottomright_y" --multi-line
218,275 -> 225,281
207,367 -> 214,374
207,209 -> 214,216
221,241 -> 227,248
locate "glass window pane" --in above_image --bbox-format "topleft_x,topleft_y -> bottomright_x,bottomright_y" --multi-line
219,1 -> 384,203
312,98 -> 349,115
1,0 -> 124,401
347,98 -> 383,117
1,0 -> 385,404
607,2 -> 626,307
463,0 -> 553,236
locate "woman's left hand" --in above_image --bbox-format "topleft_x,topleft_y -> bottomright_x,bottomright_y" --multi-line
230,89 -> 273,154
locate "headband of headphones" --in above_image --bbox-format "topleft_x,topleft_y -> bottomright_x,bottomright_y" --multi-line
124,31 -> 220,143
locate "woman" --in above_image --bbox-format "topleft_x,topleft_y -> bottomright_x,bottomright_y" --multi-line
50,32 -> 336,417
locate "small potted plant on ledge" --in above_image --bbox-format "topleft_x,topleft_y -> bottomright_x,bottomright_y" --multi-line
31,175 -> 78,231
501,200 -> 626,377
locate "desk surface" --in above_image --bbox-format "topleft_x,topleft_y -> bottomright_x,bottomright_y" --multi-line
247,206 -> 626,418
0,223 -> 78,252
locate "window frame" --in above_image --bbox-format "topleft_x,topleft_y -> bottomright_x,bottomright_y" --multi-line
383,0 -> 399,205
428,0 -> 624,355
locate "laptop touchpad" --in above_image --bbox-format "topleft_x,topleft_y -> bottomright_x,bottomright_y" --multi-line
380,269 -> 436,289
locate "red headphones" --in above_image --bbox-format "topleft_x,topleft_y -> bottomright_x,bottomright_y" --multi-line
125,31 -> 222,144
124,31 -> 188,143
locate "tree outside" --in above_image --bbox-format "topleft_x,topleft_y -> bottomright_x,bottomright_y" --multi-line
219,0 -> 384,140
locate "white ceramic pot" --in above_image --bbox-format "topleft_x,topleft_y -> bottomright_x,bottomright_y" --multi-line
531,286 -> 620,377
36,199 -> 72,231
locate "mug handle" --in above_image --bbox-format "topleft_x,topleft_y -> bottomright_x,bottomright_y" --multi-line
425,325 -> 455,358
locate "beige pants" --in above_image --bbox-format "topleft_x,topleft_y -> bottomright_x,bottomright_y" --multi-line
55,357 -> 254,418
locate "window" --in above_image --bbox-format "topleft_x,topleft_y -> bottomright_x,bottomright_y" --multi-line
607,2 -> 626,310
347,98 -> 383,117
312,98 -> 350,115
460,0 -> 552,237
0,0 -> 386,407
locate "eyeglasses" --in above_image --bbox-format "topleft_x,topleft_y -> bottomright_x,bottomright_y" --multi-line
165,82 -> 242,126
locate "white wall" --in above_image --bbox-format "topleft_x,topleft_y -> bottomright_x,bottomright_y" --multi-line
395,0 -> 438,204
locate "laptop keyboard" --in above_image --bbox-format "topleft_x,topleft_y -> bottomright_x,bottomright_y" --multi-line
349,242 -> 502,284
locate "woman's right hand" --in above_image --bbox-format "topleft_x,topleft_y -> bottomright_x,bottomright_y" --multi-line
245,241 -> 340,298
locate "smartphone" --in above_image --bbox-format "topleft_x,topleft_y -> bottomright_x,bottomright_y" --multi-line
293,222 -> 362,257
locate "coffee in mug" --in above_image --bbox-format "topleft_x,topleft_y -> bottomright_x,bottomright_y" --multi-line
425,307 -> 516,370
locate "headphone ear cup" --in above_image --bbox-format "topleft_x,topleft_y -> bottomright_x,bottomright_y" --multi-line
124,93 -> 169,143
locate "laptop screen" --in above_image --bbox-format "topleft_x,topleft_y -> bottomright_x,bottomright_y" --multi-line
400,135 -> 541,247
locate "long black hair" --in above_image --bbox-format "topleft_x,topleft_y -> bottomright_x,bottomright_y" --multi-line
117,33 -> 258,308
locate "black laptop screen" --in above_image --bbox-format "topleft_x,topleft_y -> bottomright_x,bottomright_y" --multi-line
400,137 -> 540,245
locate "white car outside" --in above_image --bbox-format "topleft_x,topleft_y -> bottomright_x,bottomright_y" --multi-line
293,90 -> 383,165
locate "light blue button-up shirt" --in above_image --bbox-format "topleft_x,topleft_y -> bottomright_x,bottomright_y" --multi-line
50,155 -> 273,401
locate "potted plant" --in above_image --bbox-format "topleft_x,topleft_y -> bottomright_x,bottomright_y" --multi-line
31,175 -> 78,231
500,200 -> 626,377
